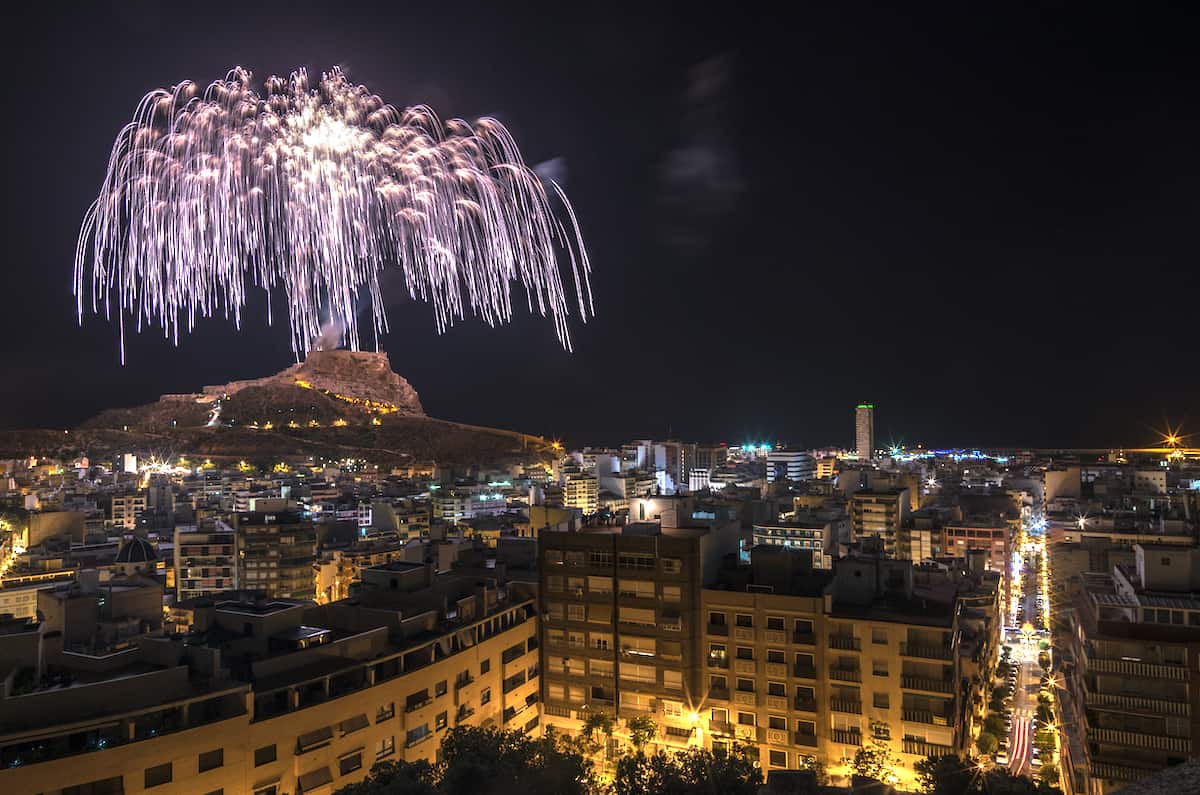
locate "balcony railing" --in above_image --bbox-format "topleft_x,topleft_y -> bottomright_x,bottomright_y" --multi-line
792,631 -> 816,645
1086,657 -> 1189,681
831,728 -> 862,746
902,709 -> 948,726
1090,761 -> 1158,782
901,675 -> 955,694
794,731 -> 819,747
794,697 -> 817,712
829,635 -> 861,651
708,656 -> 729,669
707,623 -> 729,637
708,687 -> 730,701
1084,690 -> 1190,717
793,664 -> 817,679
709,720 -> 734,736
829,666 -> 862,683
1090,727 -> 1191,753
901,643 -> 953,661
830,698 -> 862,715
903,739 -> 954,757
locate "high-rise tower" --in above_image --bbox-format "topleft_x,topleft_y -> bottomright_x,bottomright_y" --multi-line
855,403 -> 875,460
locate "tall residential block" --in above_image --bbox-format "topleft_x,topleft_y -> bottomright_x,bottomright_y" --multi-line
855,403 -> 875,460
235,510 -> 318,600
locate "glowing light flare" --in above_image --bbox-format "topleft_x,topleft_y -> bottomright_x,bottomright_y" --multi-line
74,66 -> 594,361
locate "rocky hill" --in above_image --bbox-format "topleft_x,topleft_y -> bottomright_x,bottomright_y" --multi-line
8,350 -> 549,466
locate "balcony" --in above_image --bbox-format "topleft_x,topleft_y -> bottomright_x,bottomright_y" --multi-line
709,720 -> 734,736
829,635 -> 861,651
765,662 -> 788,678
793,664 -> 817,679
830,698 -> 862,715
794,697 -> 817,713
829,666 -> 862,683
902,710 -> 948,726
405,696 -> 432,713
734,627 -> 755,642
405,731 -> 433,749
903,739 -> 953,757
794,731 -> 819,747
1090,727 -> 1191,753
454,674 -> 475,691
901,643 -> 953,661
708,656 -> 729,670
793,631 -> 816,646
734,659 -> 757,675
1086,657 -> 1189,681
831,727 -> 862,746
708,686 -> 730,701
766,695 -> 789,710
1084,690 -> 1190,717
707,623 -> 729,637
1090,761 -> 1159,782
901,675 -> 955,694
765,630 -> 787,644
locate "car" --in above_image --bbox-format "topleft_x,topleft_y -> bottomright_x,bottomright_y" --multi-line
996,751 -> 1009,765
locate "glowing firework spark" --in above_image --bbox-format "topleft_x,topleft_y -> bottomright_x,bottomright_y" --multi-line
74,67 -> 593,360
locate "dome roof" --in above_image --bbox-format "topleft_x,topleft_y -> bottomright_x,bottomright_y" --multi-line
115,536 -> 158,564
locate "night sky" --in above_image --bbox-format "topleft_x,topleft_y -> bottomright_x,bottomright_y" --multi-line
4,3 -> 1197,449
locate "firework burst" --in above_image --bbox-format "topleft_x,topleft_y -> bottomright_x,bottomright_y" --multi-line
74,66 -> 593,360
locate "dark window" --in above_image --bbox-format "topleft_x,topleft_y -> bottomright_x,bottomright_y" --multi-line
198,748 -> 224,772
339,752 -> 363,776
769,715 -> 786,730
436,680 -> 447,697
735,614 -> 753,628
145,763 -> 172,788
436,711 -> 448,730
254,745 -> 277,766
874,692 -> 890,709
61,776 -> 125,795
737,711 -> 755,725
481,658 -> 491,675
203,791 -> 224,795
769,750 -> 788,767
709,611 -> 726,625
767,617 -> 785,631
481,687 -> 492,705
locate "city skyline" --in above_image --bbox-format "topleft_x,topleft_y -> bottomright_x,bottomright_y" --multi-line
3,3 -> 1197,449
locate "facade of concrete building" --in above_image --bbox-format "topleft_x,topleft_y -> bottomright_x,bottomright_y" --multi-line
236,511 -> 318,601
0,567 -> 539,795
942,521 -> 1010,575
175,520 -> 239,602
1064,544 -> 1200,794
850,489 -> 910,557
563,473 -> 599,516
751,521 -> 834,569
110,493 -> 148,531
538,519 -> 737,753
855,404 -> 875,460
766,450 -> 817,484
699,551 -> 990,785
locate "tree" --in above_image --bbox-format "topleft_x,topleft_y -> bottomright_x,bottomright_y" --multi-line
795,754 -> 828,786
625,715 -> 657,754
916,755 -> 1064,795
976,732 -> 998,756
335,726 -> 599,795
984,714 -> 1006,737
915,754 -> 973,795
334,759 -> 438,795
613,744 -> 762,795
852,722 -> 900,782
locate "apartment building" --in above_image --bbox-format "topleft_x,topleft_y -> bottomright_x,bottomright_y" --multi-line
1064,544 -> 1200,794
538,510 -> 738,751
110,492 -> 148,530
942,519 -> 1010,575
850,489 -> 911,557
174,519 -> 239,602
0,560 -> 539,795
701,549 -> 992,787
563,472 -> 600,516
236,510 -> 318,601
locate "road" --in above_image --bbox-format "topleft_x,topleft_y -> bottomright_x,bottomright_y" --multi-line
1008,659 -> 1035,776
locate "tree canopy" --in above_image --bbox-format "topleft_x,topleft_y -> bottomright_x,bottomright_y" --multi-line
334,726 -> 598,795
613,744 -> 762,795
